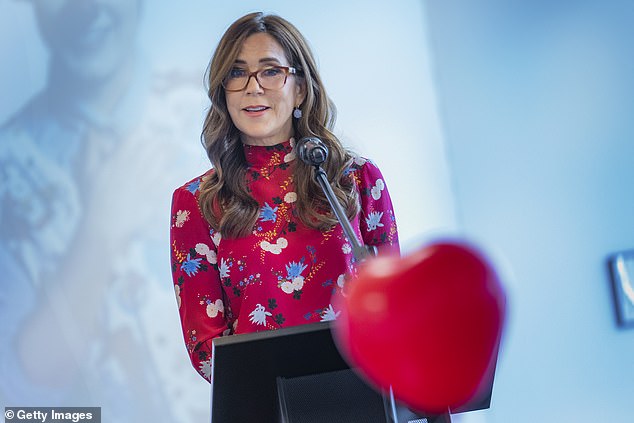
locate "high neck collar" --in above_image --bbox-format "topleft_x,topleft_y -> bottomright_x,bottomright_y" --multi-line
243,138 -> 297,168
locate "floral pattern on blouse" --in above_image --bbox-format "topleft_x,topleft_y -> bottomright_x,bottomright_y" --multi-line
169,139 -> 399,381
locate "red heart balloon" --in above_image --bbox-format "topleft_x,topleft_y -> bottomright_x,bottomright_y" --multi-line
333,240 -> 506,414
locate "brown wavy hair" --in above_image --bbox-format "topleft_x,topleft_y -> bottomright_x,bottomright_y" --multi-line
198,12 -> 359,239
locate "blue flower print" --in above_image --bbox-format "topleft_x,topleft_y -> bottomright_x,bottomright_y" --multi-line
186,179 -> 201,194
285,260 -> 307,279
181,253 -> 202,276
259,202 -> 278,222
365,211 -> 384,231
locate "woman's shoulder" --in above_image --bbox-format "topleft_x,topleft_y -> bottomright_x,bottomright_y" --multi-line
173,169 -> 215,197
345,154 -> 384,180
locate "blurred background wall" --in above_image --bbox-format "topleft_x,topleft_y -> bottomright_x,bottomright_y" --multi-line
0,1 -> 452,422
1,0 -> 632,422
425,1 -> 634,421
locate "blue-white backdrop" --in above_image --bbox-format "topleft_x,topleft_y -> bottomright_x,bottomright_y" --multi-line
1,1 -> 632,422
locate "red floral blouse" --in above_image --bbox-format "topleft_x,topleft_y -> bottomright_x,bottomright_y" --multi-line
169,139 -> 399,381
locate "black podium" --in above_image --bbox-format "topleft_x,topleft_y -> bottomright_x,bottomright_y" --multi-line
210,321 -> 497,423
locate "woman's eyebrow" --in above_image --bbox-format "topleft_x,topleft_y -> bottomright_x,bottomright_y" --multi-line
258,57 -> 282,64
232,57 -> 283,66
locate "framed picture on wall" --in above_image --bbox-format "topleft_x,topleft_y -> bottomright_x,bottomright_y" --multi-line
609,250 -> 634,328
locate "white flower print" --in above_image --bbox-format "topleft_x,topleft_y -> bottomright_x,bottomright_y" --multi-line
174,284 -> 182,309
342,243 -> 352,254
370,178 -> 385,200
280,276 -> 304,294
284,192 -> 297,203
249,304 -> 272,326
195,243 -> 217,264
354,156 -> 367,166
283,138 -> 297,162
219,258 -> 230,278
337,274 -> 346,289
283,150 -> 296,163
281,276 -> 304,294
365,211 -> 384,231
279,260 -> 307,294
291,276 -> 305,290
260,237 -> 288,254
281,281 -> 294,294
206,299 -> 224,318
175,210 -> 190,228
320,304 -> 341,322
199,359 -> 212,381
211,231 -> 222,247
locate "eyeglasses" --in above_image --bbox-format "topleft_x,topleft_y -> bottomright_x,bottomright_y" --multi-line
222,65 -> 297,92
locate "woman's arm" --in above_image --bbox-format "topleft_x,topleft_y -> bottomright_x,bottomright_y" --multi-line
355,158 -> 400,255
170,181 -> 229,382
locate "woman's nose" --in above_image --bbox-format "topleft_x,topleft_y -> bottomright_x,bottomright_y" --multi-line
245,73 -> 264,94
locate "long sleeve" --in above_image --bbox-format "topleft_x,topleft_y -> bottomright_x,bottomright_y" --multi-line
354,158 -> 400,255
170,181 -> 228,382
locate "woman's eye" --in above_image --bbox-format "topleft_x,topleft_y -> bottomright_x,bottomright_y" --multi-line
229,68 -> 247,78
261,67 -> 282,77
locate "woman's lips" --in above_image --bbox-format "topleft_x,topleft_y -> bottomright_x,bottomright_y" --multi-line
243,106 -> 270,117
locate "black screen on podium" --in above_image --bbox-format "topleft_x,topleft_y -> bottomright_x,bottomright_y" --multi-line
210,321 -> 497,423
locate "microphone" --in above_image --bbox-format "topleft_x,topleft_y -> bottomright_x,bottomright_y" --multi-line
297,137 -> 328,166
296,136 -> 374,262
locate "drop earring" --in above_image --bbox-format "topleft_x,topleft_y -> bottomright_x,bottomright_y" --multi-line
293,106 -> 302,119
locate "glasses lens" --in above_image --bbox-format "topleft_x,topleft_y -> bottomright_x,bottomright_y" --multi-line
257,67 -> 286,90
224,68 -> 247,91
223,67 -> 288,91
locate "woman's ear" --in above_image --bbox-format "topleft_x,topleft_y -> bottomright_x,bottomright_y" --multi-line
295,79 -> 307,107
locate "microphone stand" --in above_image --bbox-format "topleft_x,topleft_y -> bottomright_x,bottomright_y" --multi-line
301,138 -> 405,422
301,142 -> 451,423
312,164 -> 419,423
311,165 -> 376,263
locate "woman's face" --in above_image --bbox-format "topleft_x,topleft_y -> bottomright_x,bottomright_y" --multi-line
225,33 -> 305,146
